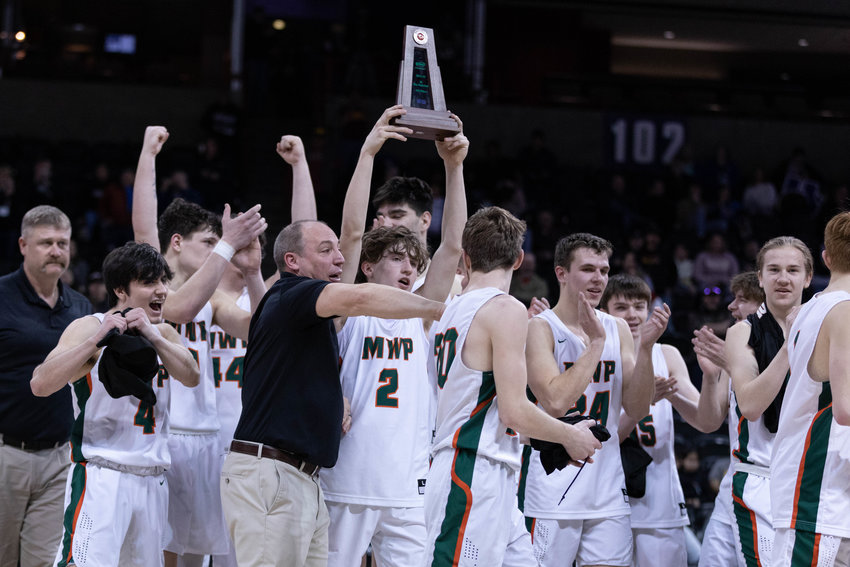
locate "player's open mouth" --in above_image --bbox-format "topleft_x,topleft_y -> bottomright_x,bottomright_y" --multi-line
149,301 -> 163,313
329,273 -> 341,282
398,277 -> 410,288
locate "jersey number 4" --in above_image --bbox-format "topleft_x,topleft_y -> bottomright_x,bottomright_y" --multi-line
569,390 -> 610,427
134,401 -> 156,434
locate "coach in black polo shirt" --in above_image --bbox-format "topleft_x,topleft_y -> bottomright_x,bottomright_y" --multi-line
222,220 -> 444,567
0,206 -> 92,565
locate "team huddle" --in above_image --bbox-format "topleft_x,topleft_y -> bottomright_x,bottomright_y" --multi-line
6,105 -> 850,567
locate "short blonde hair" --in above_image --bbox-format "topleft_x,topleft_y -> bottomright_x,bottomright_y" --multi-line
21,205 -> 70,237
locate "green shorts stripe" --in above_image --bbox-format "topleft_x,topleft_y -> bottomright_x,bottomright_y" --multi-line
790,529 -> 820,567
732,471 -> 762,567
57,463 -> 87,567
432,447 -> 476,567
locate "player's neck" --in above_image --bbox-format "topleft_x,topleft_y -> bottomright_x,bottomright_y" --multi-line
823,272 -> 850,294
553,293 -> 582,325
464,269 -> 511,293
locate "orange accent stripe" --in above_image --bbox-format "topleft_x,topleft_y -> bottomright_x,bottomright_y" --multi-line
732,492 -> 762,567
791,405 -> 831,528
66,464 -> 87,564
449,429 -> 473,567
530,518 -> 536,544
810,533 -> 821,567
470,392 -> 495,418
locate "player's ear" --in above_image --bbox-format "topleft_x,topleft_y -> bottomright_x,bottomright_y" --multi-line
512,250 -> 524,271
169,233 -> 182,253
822,249 -> 831,271
419,211 -> 431,231
360,261 -> 374,278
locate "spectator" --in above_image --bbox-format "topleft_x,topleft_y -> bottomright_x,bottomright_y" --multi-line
0,206 -> 92,566
693,233 -> 739,290
510,250 -> 549,307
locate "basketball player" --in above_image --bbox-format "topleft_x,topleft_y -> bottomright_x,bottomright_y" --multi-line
131,126 -> 267,566
772,211 -> 850,566
423,207 -> 602,567
519,233 -> 669,567
601,274 -> 729,566
725,237 -> 813,567
31,242 -> 199,566
321,105 -> 467,566
695,271 -> 764,567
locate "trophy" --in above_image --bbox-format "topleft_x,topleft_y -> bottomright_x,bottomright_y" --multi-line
391,26 -> 461,141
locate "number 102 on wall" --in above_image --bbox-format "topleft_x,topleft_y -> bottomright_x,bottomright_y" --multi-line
605,115 -> 687,168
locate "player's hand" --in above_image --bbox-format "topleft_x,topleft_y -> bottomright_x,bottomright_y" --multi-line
653,375 -> 678,403
341,397 -> 352,435
231,236 -> 262,276
578,292 -> 605,344
361,105 -> 412,157
276,135 -> 306,165
142,126 -> 169,156
93,312 -> 128,344
692,326 -> 728,373
562,419 -> 602,465
638,303 -> 670,346
527,297 -> 550,318
220,204 -> 267,251
435,114 -> 468,167
124,307 -> 161,342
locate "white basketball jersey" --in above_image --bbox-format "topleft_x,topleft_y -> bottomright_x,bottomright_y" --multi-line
771,291 -> 850,538
430,287 -> 522,469
731,309 -> 779,471
69,313 -> 171,468
169,302 -> 219,433
321,315 -> 432,506
518,308 -> 629,520
627,344 -> 688,528
714,385 -> 738,526
211,290 -> 249,449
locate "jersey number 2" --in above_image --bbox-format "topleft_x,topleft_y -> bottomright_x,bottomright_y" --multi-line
376,369 -> 399,408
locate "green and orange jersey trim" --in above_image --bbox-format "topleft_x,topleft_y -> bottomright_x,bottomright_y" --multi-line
69,373 -> 92,464
431,371 -> 495,567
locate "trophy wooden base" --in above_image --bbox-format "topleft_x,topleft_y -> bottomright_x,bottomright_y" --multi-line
392,107 -> 460,141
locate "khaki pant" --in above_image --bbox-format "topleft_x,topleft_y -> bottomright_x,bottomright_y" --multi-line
221,449 -> 329,567
0,442 -> 70,567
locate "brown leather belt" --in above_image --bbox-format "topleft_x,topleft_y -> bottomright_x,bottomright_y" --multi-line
230,440 -> 320,476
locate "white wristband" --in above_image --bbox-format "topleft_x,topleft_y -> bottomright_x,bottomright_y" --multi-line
212,240 -> 236,262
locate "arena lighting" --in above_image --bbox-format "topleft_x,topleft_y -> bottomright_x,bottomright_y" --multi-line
272,19 -> 286,31
14,31 -> 25,42
798,38 -> 809,47
663,30 -> 675,40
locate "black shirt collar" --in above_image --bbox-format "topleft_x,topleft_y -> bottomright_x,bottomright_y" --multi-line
13,265 -> 68,310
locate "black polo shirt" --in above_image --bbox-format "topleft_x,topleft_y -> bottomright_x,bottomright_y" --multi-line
234,272 -> 342,468
0,266 -> 93,443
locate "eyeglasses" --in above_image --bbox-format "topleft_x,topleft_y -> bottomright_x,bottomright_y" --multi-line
703,287 -> 722,296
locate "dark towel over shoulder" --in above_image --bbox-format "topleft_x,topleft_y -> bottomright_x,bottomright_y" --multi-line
95,310 -> 159,405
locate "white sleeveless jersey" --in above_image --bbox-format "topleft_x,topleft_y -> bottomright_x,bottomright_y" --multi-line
69,313 -> 172,468
321,315 -> 433,506
714,385 -> 738,526
519,308 -> 629,520
169,302 -> 219,433
731,309 -> 779,471
627,344 -> 689,528
771,290 -> 850,538
430,288 -> 522,469
211,290 -> 249,448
